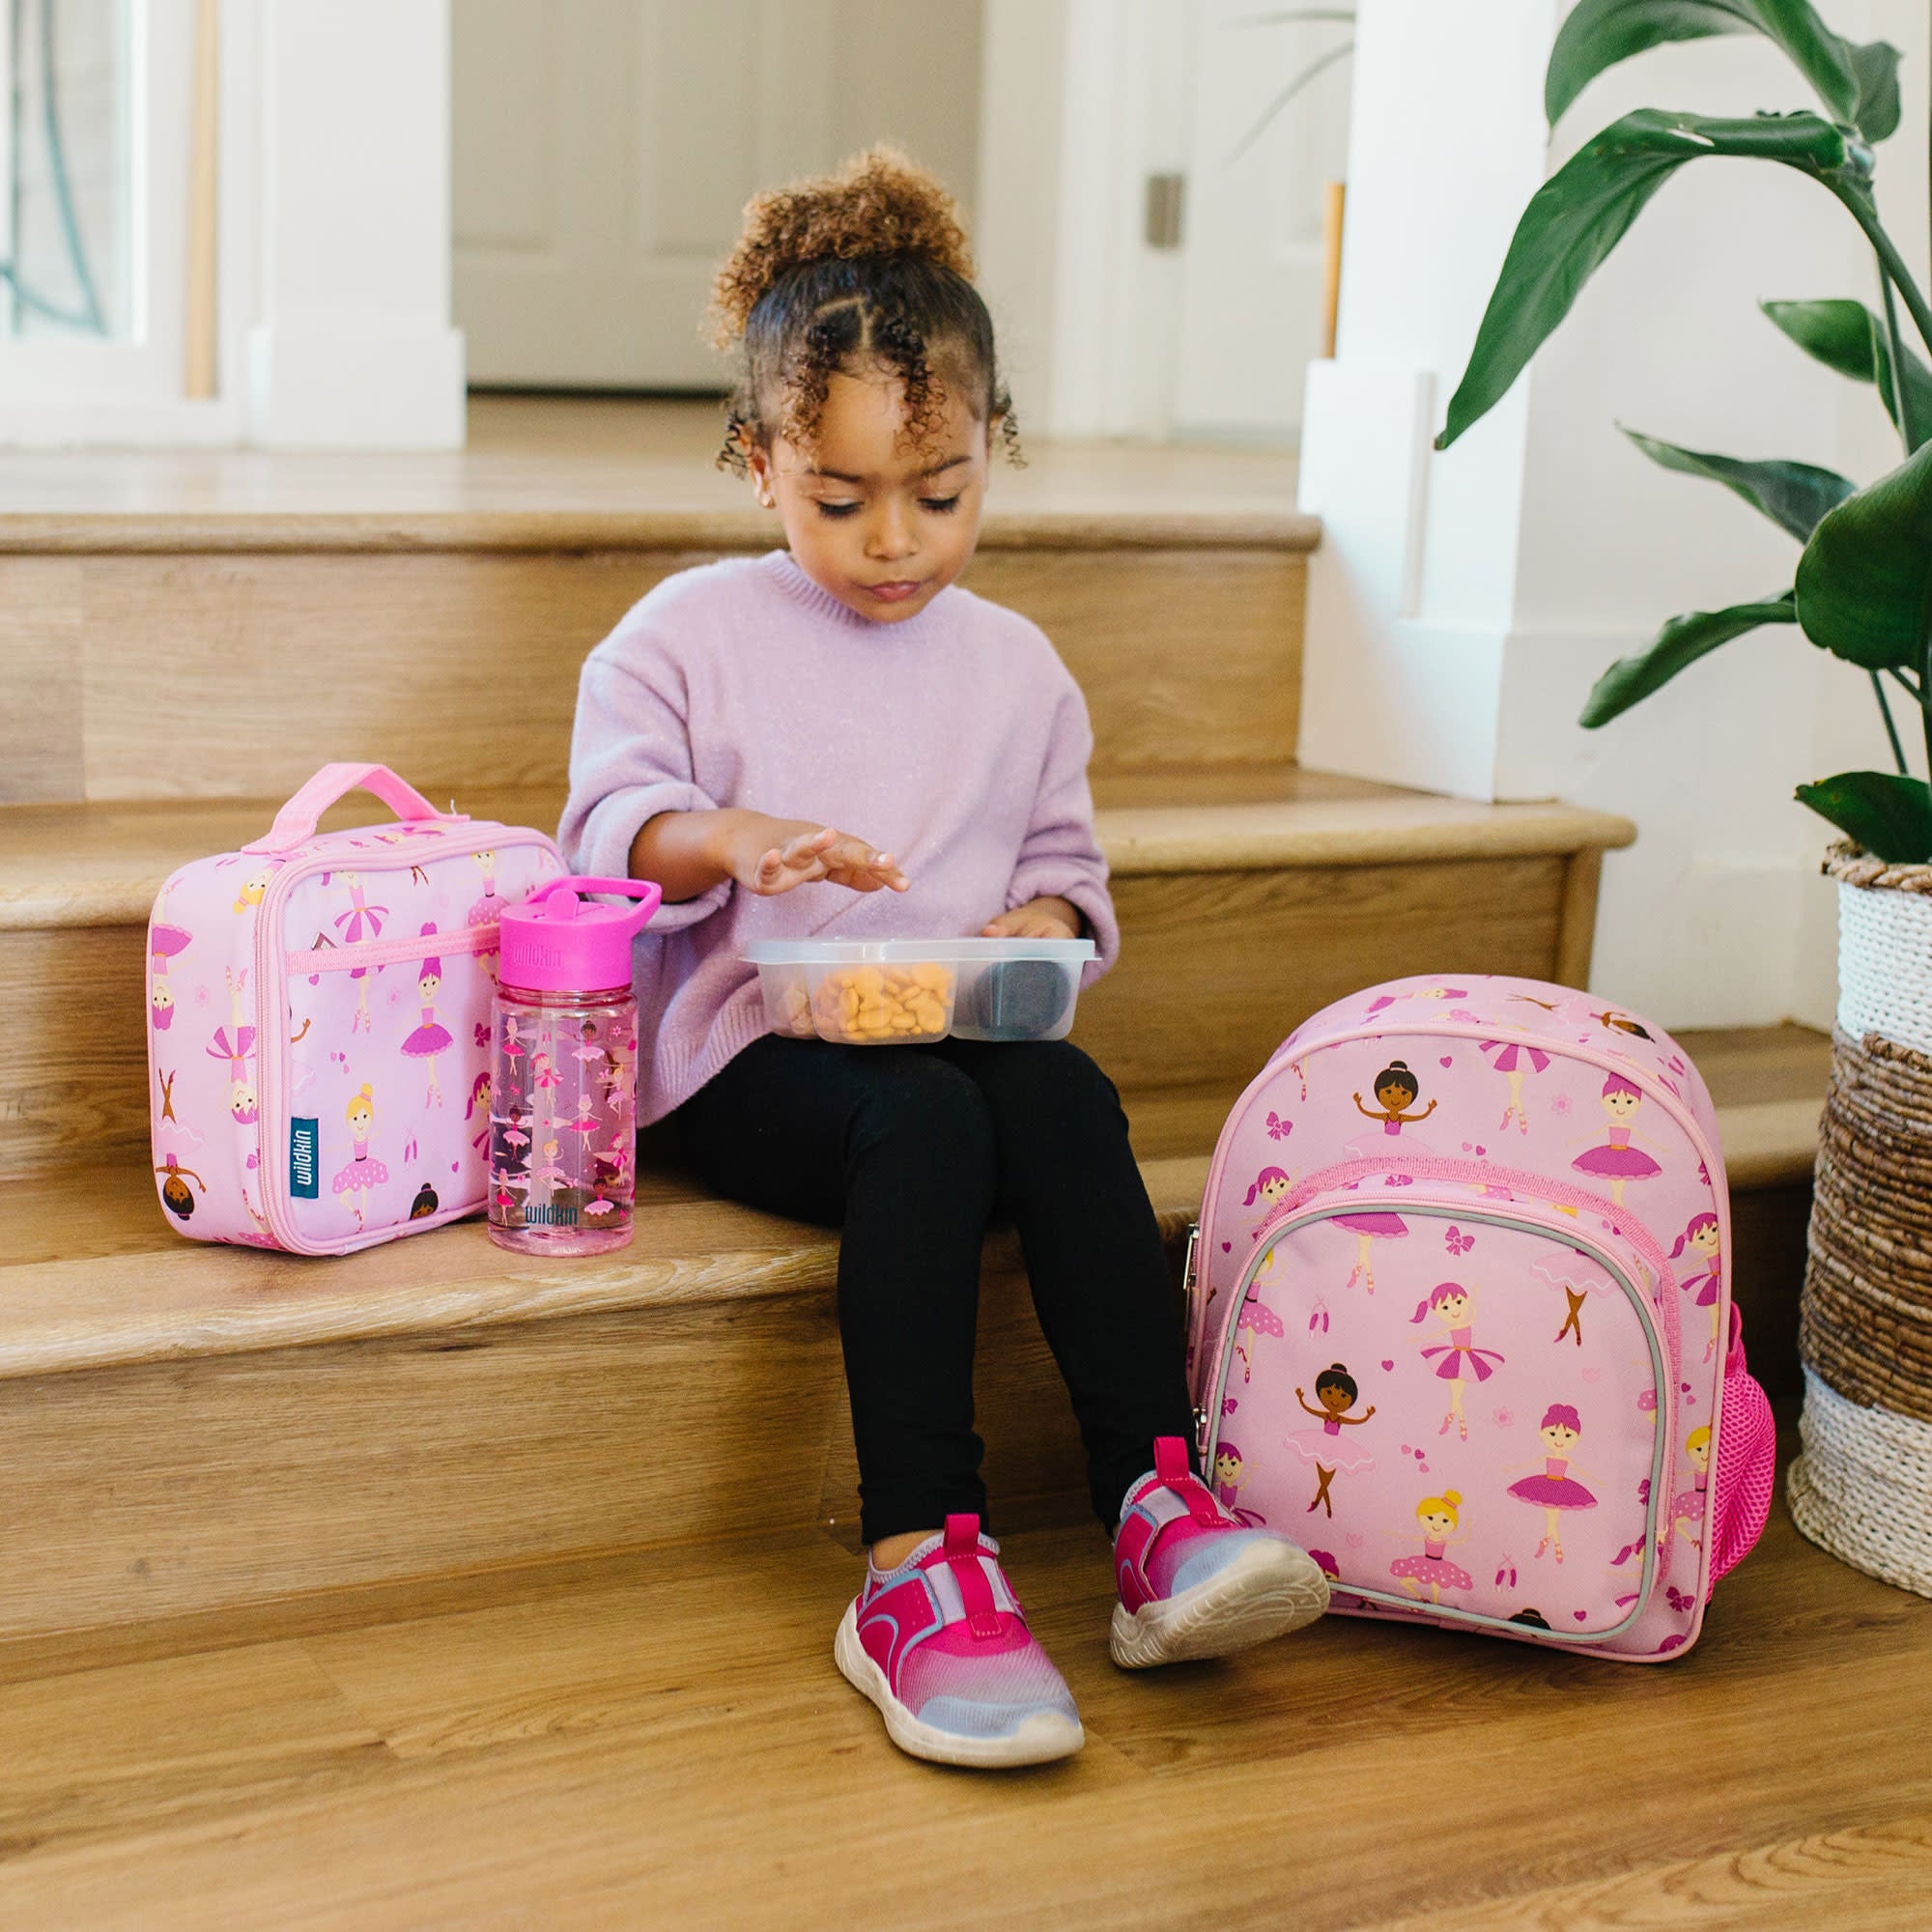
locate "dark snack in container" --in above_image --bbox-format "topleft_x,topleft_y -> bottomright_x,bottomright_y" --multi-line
956,957 -> 1072,1037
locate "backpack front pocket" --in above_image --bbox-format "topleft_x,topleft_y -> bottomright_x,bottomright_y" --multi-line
1203,1195 -> 1674,1641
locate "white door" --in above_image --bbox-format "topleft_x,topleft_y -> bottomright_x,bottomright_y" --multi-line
453,0 -> 983,390
1171,0 -> 1353,440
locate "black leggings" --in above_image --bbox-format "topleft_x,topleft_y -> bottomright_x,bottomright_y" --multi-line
676,1034 -> 1195,1545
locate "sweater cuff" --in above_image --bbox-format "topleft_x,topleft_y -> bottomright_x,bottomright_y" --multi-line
573,781 -> 732,934
1009,866 -> 1120,982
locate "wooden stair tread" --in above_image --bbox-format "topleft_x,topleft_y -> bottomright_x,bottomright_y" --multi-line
0,780 -> 1636,931
0,1156 -> 1210,1380
0,1007 -> 1824,1380
1092,790 -> 1634,874
0,506 -> 1320,555
0,394 -> 1317,554
1714,1096 -> 1828,1190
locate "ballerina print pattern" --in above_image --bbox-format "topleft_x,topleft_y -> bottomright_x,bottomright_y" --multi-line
1187,973 -> 1768,1661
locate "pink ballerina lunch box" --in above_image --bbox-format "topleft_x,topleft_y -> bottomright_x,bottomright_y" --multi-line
145,762 -> 565,1254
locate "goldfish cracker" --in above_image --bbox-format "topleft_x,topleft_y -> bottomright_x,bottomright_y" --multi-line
811,960 -> 955,1042
775,980 -> 815,1037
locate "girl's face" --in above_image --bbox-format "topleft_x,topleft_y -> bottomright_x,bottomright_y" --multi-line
1690,1222 -> 1720,1257
1542,1423 -> 1579,1454
1261,1175 -> 1291,1205
348,1100 -> 373,1137
418,970 -> 440,1002
1317,1381 -> 1352,1415
1604,1088 -> 1640,1121
1213,1452 -> 1243,1487
229,1081 -> 258,1122
748,365 -> 991,625
1377,1079 -> 1415,1113
1418,1507 -> 1455,1539
1688,1435 -> 1710,1473
1435,1292 -> 1468,1323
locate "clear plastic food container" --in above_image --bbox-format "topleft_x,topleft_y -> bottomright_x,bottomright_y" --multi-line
745,938 -> 1096,1046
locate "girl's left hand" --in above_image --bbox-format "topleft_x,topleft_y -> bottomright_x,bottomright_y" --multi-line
982,895 -> 1082,940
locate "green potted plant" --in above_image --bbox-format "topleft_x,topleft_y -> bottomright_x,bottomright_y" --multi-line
1437,0 -> 1932,1596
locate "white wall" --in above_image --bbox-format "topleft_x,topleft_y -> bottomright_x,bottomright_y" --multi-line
975,0 -> 1069,428
1299,0 -> 1929,1028
248,0 -> 464,446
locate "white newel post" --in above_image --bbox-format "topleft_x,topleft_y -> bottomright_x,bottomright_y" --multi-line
1298,0 -> 1924,1028
246,0 -> 466,448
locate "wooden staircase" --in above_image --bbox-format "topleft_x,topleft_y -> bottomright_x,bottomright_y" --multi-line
0,401 -> 1813,1651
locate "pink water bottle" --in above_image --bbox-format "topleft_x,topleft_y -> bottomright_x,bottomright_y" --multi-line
489,877 -> 660,1255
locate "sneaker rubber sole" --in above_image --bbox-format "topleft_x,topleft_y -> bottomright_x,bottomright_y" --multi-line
834,1603 -> 1085,1769
1109,1536 -> 1329,1669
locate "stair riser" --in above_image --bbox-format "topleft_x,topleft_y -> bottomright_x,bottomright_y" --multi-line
0,1179 -> 1807,1647
1075,856 -> 1571,1111
0,1263 -> 1098,1643
0,851 -> 1582,1183
1,925 -> 149,1184
2,547 -> 1304,809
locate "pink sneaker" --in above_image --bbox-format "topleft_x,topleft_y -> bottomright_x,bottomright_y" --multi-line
834,1514 -> 1084,1768
1111,1437 -> 1329,1667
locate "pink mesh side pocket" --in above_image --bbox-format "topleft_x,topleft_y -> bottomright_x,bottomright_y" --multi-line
1710,1309 -> 1776,1590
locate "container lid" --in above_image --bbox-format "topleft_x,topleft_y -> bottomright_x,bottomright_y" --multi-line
744,936 -> 1095,966
499,877 -> 662,993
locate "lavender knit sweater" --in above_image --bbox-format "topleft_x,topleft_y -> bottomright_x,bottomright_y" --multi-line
558,550 -> 1120,1123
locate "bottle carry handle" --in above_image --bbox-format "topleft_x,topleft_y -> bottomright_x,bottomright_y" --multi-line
245,763 -> 469,855
523,876 -> 665,936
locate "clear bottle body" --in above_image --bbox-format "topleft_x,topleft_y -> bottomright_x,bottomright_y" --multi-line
487,982 -> 637,1256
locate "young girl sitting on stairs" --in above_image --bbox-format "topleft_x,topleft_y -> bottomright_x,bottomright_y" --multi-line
559,148 -> 1327,1769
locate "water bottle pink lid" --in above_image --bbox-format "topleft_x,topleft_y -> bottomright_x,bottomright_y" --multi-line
497,877 -> 662,994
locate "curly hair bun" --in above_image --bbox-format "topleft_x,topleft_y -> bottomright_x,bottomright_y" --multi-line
709,145 -> 973,347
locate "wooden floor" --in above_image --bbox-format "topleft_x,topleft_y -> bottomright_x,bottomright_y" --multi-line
0,1436 -> 1923,1931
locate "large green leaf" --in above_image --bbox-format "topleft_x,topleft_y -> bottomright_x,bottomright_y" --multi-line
1581,593 -> 1797,726
1795,770 -> 1932,860
1623,429 -> 1855,540
1437,111 -> 1862,451
1547,1 -> 1901,142
1847,37 -> 1903,141
1761,298 -> 1932,447
1795,437 -> 1932,669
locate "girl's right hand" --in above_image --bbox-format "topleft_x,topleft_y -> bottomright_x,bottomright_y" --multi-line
740,823 -> 909,897
629,808 -> 909,905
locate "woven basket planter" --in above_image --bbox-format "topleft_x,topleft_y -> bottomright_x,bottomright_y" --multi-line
1788,844 -> 1932,1595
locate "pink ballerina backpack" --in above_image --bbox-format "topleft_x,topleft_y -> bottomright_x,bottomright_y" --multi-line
1187,975 -> 1777,1661
145,763 -> 565,1254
